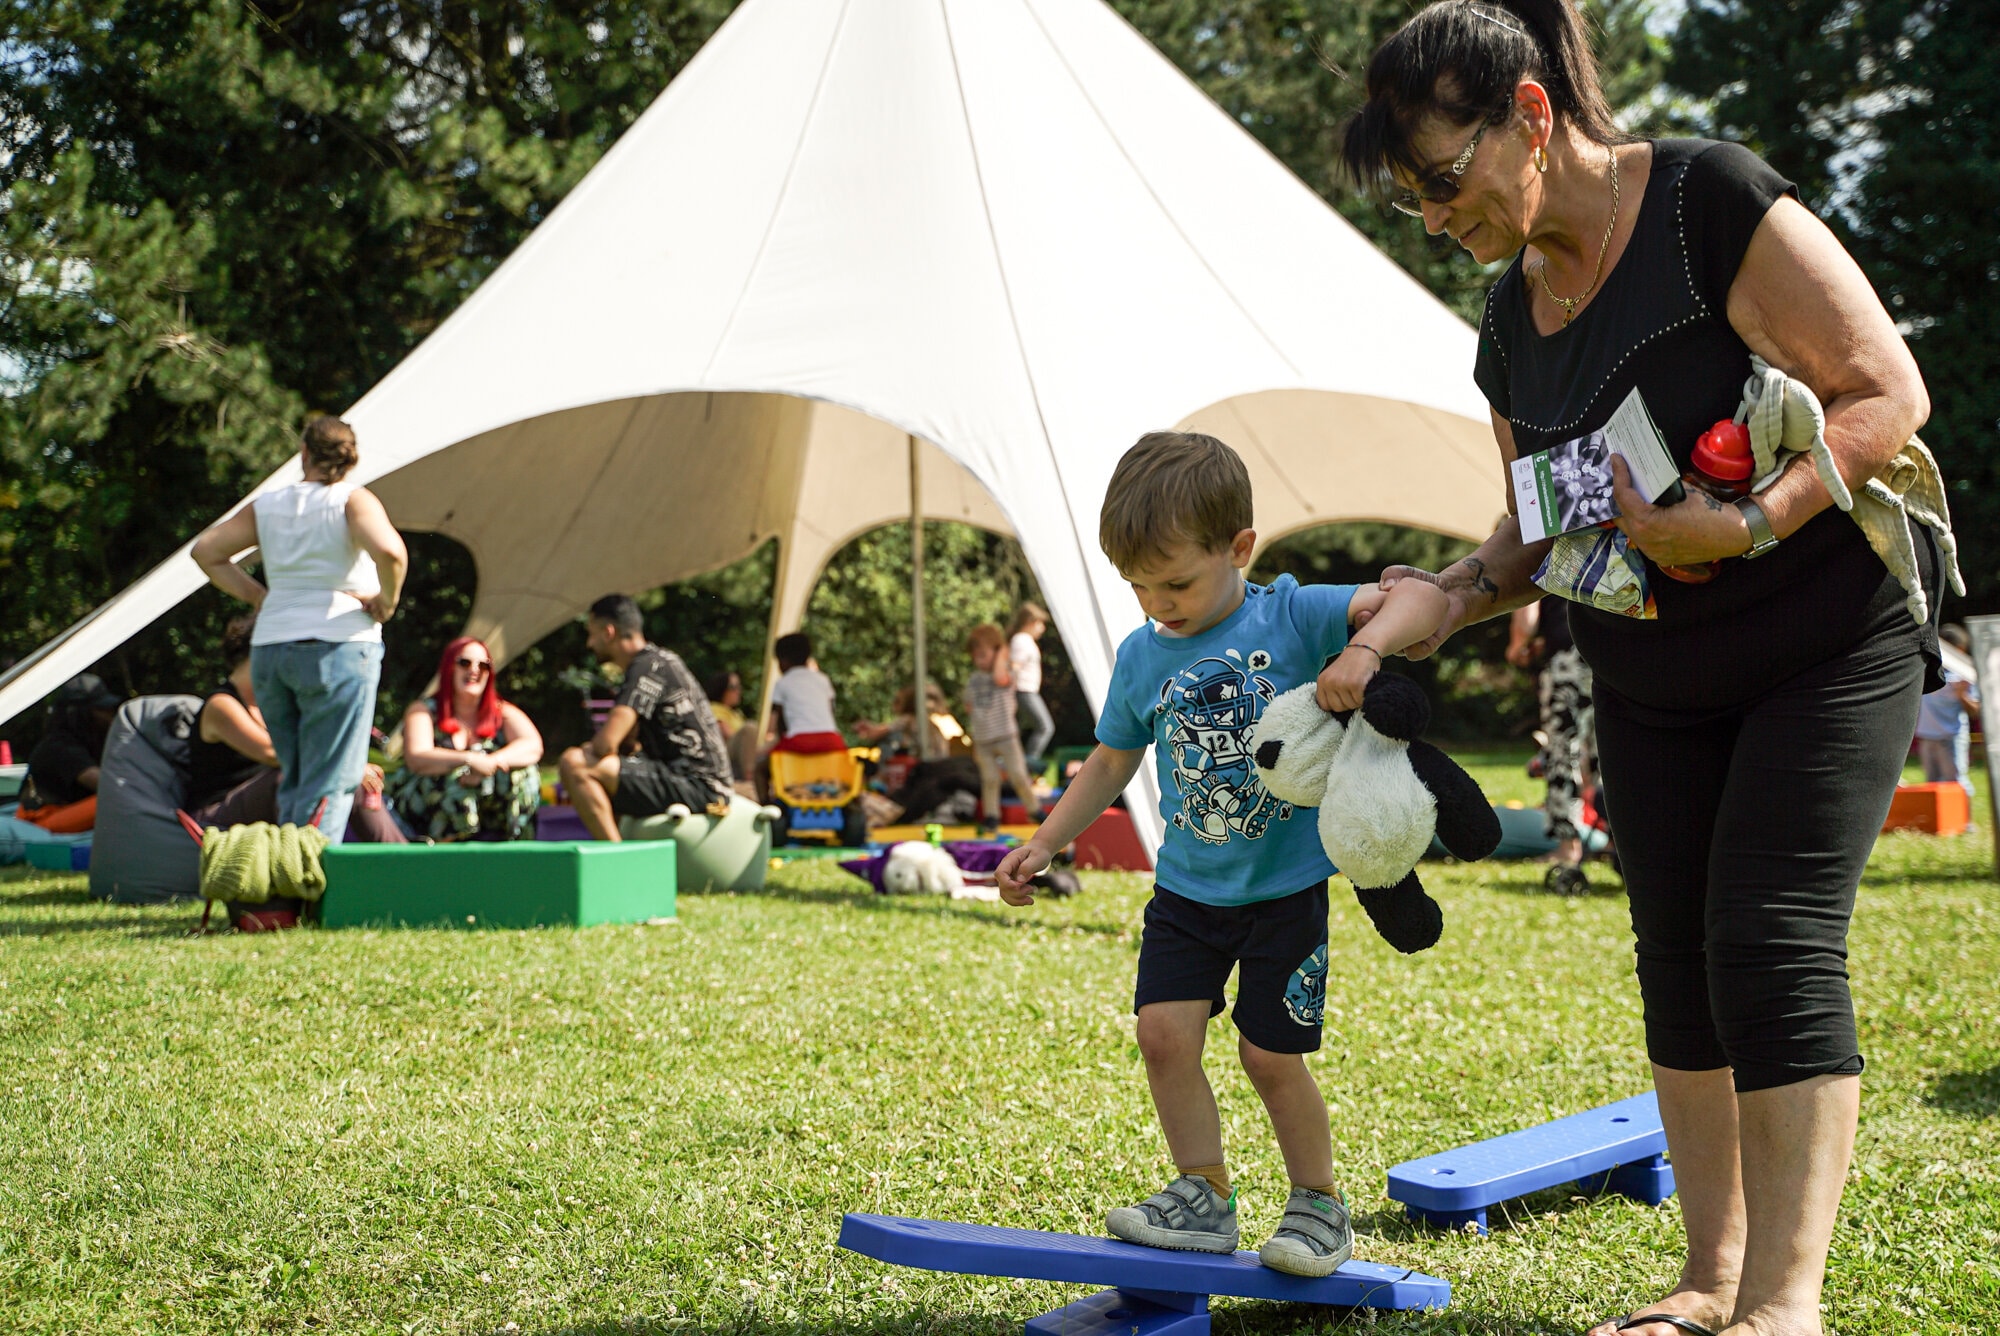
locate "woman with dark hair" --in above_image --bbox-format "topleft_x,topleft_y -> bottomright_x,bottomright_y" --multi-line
192,415 -> 409,842
389,636 -> 543,841
185,613 -> 404,844
1342,4 -> 1950,1334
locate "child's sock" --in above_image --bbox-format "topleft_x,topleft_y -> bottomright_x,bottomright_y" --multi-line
1294,1181 -> 1339,1197
1180,1163 -> 1231,1200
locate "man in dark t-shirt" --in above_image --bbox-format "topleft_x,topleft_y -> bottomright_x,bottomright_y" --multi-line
556,594 -> 733,841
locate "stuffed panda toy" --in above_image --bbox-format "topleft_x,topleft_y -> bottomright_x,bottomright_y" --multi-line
1251,673 -> 1501,954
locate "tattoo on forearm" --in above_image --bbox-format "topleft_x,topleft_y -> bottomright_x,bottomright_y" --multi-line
1462,557 -> 1501,604
1697,491 -> 1726,513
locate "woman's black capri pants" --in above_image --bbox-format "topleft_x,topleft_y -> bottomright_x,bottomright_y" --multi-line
1594,622 -> 1923,1093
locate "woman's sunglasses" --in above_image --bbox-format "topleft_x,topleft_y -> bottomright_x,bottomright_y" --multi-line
1391,122 -> 1488,218
455,657 -> 492,674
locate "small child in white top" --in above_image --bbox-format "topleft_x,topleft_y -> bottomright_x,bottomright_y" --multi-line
1007,602 -> 1055,769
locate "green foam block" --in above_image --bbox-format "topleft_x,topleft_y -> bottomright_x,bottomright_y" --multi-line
319,840 -> 675,929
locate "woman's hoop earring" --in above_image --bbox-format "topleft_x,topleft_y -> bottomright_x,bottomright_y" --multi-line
1534,144 -> 1549,173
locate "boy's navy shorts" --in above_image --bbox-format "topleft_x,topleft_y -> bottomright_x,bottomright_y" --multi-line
1134,883 -> 1330,1054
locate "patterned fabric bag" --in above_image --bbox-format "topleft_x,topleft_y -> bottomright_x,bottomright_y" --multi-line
1534,525 -> 1657,620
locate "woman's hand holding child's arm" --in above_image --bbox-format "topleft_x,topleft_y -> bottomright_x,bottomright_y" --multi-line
1315,579 -> 1452,712
995,743 -> 1145,906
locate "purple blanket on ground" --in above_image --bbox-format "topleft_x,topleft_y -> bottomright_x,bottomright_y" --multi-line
839,840 -> 1014,890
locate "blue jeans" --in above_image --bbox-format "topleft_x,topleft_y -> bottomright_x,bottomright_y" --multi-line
1015,690 -> 1055,770
251,639 -> 382,844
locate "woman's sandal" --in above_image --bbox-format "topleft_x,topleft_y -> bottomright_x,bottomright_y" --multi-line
1615,1316 -> 1720,1336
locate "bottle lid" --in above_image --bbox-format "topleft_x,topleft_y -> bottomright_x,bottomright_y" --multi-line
1692,420 -> 1753,481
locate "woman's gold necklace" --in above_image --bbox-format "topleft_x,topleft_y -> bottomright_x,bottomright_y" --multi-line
1536,146 -> 1621,327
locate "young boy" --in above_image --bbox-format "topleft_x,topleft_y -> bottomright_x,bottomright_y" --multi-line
766,632 -> 844,754
995,432 -> 1448,1276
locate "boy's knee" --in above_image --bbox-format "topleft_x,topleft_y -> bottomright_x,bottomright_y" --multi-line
1237,1036 -> 1305,1085
1135,1007 -> 1204,1068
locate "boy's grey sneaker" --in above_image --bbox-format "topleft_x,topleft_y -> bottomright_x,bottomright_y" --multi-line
1105,1174 -> 1238,1253
1258,1186 -> 1353,1276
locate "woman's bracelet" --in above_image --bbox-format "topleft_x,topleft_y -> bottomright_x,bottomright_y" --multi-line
1349,643 -> 1383,662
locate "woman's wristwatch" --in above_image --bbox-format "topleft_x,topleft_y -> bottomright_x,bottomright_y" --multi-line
1734,496 -> 1780,558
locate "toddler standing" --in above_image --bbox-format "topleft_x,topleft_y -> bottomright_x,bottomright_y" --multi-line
997,431 -> 1448,1275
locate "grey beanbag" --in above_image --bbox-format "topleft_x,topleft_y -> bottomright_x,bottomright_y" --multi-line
90,695 -> 203,904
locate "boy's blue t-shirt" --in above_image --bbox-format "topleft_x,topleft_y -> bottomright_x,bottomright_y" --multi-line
1097,575 -> 1357,907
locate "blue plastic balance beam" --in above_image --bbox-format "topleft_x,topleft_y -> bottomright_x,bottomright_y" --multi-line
837,1212 -> 1448,1336
1386,1091 -> 1674,1233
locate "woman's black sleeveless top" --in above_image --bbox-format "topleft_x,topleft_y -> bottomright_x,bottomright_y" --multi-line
1473,139 -> 1932,719
188,681 -> 267,809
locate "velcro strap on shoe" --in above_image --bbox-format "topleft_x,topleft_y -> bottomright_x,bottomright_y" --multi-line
1140,1176 -> 1215,1228
1276,1191 -> 1348,1255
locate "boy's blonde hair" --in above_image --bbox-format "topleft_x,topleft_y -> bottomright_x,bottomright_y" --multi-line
966,624 -> 1007,655
1099,431 -> 1252,573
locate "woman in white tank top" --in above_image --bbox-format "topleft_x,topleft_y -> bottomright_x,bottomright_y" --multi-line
193,417 -> 408,843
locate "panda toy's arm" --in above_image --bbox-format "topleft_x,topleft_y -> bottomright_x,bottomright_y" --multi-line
1406,740 -> 1503,862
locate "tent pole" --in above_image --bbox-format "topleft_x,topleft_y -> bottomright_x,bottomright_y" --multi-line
910,435 -> 933,761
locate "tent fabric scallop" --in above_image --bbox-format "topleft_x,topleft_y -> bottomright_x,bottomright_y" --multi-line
0,0 -> 1502,853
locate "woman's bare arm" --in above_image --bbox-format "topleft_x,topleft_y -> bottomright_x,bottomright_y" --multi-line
486,703 -> 545,769
1377,411 -> 1551,659
191,508 -> 267,609
1728,195 -> 1928,535
344,487 -> 409,623
399,701 -> 465,776
1613,197 -> 1929,565
201,693 -> 278,767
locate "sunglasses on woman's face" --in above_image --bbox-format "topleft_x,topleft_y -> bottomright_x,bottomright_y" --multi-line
456,657 -> 492,674
1392,122 -> 1488,218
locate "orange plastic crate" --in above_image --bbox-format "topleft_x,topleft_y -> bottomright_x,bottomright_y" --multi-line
1881,782 -> 1970,836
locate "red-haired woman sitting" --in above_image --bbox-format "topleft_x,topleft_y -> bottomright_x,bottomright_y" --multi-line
388,637 -> 544,841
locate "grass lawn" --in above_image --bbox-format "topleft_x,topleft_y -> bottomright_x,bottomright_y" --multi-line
1,752 -> 1993,1335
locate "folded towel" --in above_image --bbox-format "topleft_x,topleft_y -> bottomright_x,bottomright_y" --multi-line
199,822 -> 330,905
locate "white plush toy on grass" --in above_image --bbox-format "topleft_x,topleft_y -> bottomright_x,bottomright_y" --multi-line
1251,673 -> 1501,953
882,841 -> 999,902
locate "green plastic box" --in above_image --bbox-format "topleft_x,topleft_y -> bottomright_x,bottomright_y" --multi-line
318,840 -> 675,929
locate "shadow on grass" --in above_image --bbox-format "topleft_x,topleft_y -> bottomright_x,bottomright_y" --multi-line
0,914 -> 197,939
1355,1176 -> 1642,1243
1470,863 -> 1627,901
1926,1063 -> 1999,1118
752,882 -> 1133,939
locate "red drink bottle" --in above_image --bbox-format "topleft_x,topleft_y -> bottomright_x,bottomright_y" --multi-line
1659,420 -> 1754,584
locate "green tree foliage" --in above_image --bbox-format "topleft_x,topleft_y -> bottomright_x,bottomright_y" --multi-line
1667,0 -> 1998,610
802,522 -> 1089,748
0,0 -> 734,749
1112,0 -> 1673,320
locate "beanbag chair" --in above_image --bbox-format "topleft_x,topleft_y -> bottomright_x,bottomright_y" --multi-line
90,695 -> 203,904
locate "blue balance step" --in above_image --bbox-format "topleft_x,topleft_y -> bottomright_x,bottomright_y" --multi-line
838,1212 -> 1448,1336
1386,1091 -> 1674,1233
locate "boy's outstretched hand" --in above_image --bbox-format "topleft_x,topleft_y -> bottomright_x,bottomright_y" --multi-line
1316,644 -> 1380,713
995,842 -> 1054,906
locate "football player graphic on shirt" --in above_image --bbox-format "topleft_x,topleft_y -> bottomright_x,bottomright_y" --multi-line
1155,650 -> 1292,846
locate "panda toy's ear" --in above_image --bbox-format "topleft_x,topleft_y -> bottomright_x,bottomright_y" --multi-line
1251,683 -> 1343,807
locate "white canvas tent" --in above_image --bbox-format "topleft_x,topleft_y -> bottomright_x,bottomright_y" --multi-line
0,0 -> 1503,846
